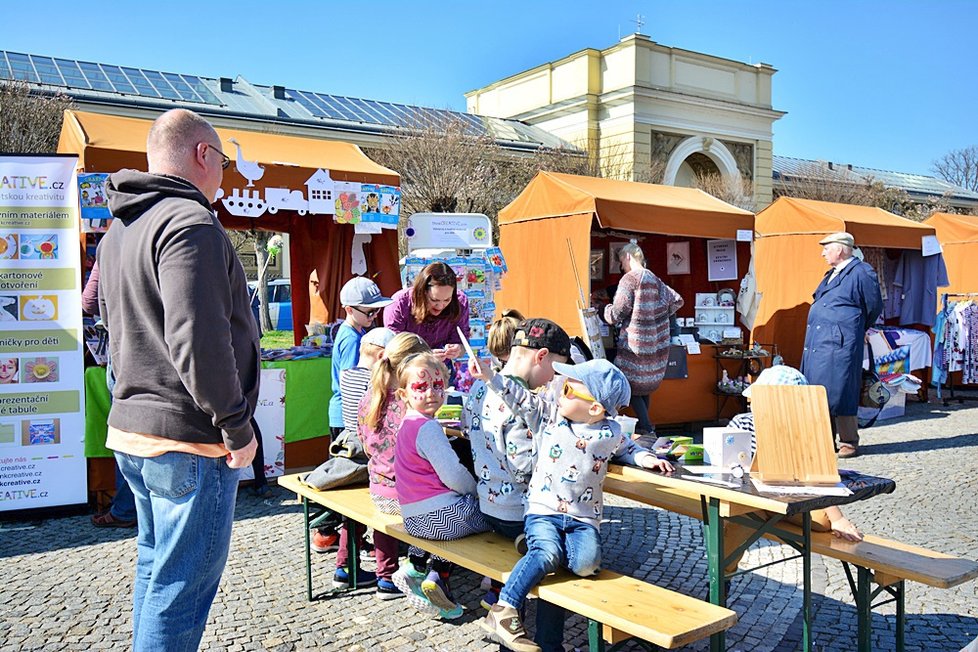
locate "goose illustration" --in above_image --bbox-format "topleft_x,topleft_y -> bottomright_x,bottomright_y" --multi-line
227,138 -> 264,188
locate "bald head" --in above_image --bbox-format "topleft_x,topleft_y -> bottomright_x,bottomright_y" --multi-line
146,109 -> 225,201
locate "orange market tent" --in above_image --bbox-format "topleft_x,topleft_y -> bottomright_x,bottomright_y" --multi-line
496,171 -> 754,425
58,109 -> 402,340
924,212 -> 978,301
495,171 -> 755,337
751,197 -> 936,366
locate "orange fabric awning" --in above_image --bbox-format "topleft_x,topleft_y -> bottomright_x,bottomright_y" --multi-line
751,197 -> 936,366
58,109 -> 401,342
754,197 -> 934,249
58,109 -> 399,183
925,212 -> 978,300
498,171 -> 754,238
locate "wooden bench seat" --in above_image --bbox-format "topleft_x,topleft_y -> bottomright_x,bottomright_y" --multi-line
278,473 -> 737,650
603,467 -> 978,651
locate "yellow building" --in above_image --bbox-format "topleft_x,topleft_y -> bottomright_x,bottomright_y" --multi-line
466,34 -> 785,208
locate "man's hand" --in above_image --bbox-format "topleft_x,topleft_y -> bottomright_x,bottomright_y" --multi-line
227,435 -> 258,469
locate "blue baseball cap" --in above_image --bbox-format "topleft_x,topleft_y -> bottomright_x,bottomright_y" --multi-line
553,359 -> 631,417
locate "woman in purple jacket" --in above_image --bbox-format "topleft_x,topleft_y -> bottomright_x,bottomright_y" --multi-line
384,262 -> 469,362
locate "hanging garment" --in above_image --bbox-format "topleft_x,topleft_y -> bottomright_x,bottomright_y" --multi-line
890,251 -> 949,327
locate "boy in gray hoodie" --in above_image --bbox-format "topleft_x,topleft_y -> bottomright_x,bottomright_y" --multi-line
470,357 -> 673,652
463,318 -> 570,652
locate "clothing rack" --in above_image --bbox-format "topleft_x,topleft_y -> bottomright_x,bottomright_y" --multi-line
938,292 -> 978,405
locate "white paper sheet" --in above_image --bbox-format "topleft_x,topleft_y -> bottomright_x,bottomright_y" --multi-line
750,478 -> 852,496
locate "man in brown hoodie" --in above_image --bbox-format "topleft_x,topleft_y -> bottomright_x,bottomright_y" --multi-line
98,108 -> 260,651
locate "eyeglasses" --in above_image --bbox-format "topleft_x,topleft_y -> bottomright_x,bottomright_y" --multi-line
203,143 -> 231,170
562,381 -> 596,403
353,306 -> 380,318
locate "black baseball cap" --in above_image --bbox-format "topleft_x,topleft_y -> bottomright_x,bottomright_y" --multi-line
512,318 -> 572,359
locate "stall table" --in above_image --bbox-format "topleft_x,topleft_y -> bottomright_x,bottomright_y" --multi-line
606,463 -> 895,652
84,358 -> 332,472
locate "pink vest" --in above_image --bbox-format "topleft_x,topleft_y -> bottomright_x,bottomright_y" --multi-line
394,413 -> 454,507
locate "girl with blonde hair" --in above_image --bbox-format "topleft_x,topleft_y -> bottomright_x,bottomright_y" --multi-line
356,332 -> 430,601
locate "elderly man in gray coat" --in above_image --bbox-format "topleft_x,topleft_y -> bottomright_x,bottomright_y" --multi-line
800,232 -> 883,459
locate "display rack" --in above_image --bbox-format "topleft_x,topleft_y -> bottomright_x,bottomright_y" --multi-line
713,342 -> 777,422
939,292 -> 978,406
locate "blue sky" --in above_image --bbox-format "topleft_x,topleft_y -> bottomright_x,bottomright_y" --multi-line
2,0 -> 975,176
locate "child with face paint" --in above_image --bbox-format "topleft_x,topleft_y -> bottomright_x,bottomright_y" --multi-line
393,352 -> 488,619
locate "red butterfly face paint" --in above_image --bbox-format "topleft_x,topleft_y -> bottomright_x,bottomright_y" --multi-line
404,365 -> 446,416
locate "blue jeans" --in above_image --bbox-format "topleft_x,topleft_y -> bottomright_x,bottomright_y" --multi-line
485,515 -> 568,652
109,462 -> 138,521
116,451 -> 240,652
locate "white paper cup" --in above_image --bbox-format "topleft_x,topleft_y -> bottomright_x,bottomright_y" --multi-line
615,415 -> 638,438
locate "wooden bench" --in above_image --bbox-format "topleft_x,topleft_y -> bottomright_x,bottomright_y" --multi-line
277,473 -> 737,651
603,467 -> 978,652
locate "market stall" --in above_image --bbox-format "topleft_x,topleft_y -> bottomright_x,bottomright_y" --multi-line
494,171 -> 755,425
751,197 -> 940,369
58,110 -> 402,484
58,109 -> 403,336
923,212 -> 978,300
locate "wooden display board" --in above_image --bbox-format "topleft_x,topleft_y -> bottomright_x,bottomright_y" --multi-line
750,385 -> 841,486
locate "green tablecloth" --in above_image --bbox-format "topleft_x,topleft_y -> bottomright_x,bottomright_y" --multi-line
84,357 -> 332,458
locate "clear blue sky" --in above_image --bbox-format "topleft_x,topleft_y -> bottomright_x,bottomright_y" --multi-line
2,0 -> 975,176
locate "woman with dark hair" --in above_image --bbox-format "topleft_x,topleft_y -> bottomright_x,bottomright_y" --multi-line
383,262 -> 469,361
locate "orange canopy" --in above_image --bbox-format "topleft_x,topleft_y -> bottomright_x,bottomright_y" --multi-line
498,171 -> 755,237
495,171 -> 755,339
924,212 -> 978,300
751,197 -> 936,366
58,110 -> 402,341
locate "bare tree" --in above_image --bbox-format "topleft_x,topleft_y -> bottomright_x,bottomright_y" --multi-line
694,172 -> 756,212
933,146 -> 978,192
775,161 -> 876,206
0,81 -> 73,153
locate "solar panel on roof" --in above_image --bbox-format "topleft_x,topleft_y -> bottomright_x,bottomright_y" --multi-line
6,52 -> 38,82
54,59 -> 91,89
100,65 -> 136,94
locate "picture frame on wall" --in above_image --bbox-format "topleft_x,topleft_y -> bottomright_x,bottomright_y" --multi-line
666,241 -> 691,275
590,250 -> 604,281
608,242 -> 627,274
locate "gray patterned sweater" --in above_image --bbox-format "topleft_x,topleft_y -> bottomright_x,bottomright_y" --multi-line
485,374 -> 654,529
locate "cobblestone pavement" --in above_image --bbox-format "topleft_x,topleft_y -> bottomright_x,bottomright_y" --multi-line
2,397 -> 976,652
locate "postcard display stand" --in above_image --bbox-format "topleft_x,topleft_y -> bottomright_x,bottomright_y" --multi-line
402,213 -> 507,392
0,155 -> 88,511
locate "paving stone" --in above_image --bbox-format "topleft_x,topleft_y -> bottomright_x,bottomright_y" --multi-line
2,398 -> 977,650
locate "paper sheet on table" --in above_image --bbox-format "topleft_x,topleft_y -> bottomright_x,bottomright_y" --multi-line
678,334 -> 700,355
750,478 -> 853,496
681,465 -> 728,474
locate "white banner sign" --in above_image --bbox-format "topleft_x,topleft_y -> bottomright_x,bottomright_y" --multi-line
0,155 -> 86,511
707,239 -> 738,282
239,367 -> 286,482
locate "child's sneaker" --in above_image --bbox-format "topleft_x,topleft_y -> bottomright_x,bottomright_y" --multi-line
391,561 -> 438,615
480,589 -> 499,610
375,578 -> 403,600
481,604 -> 541,652
421,570 -> 458,611
438,603 -> 464,620
514,533 -> 528,555
311,529 -> 339,554
332,567 -> 378,589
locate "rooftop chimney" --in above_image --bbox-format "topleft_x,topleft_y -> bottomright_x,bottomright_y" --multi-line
272,85 -> 286,100
219,77 -> 233,93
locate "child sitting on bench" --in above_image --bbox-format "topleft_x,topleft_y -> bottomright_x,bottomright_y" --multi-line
469,357 -> 673,652
393,352 -> 488,619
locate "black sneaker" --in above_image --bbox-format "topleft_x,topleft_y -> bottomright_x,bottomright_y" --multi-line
514,533 -> 528,555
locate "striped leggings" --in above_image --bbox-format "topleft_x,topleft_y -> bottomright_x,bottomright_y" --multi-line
403,494 -> 488,569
